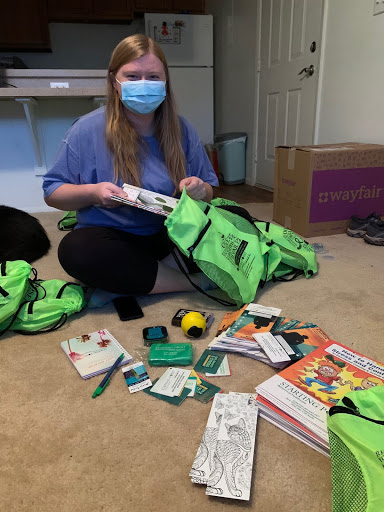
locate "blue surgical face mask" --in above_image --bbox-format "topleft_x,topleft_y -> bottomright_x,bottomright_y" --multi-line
116,79 -> 166,114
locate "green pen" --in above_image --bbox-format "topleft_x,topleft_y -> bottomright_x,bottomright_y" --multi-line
92,353 -> 125,398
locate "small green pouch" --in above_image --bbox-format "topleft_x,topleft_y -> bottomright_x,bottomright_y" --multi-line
148,343 -> 193,366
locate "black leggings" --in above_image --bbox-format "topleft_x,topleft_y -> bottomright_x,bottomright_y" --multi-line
58,226 -> 176,295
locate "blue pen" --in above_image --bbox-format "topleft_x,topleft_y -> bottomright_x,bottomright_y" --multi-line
92,353 -> 125,398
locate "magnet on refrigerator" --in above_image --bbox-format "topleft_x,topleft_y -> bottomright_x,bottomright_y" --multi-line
145,13 -> 214,144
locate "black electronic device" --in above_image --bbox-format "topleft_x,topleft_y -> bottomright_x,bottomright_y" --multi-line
113,296 -> 143,321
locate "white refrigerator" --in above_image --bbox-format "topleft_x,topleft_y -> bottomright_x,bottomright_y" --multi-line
145,13 -> 214,144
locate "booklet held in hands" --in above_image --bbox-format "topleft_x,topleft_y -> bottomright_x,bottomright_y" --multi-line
111,184 -> 179,217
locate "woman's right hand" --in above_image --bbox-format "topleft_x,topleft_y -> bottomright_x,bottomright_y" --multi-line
93,182 -> 127,208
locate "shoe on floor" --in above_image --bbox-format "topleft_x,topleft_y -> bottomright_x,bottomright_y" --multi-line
347,212 -> 381,237
364,219 -> 384,246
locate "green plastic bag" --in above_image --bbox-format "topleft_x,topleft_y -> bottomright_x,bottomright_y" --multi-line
165,190 -> 265,307
0,260 -> 32,327
57,211 -> 77,231
327,386 -> 384,512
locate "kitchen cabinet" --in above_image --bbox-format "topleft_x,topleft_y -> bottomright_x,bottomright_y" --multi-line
47,0 -> 133,22
0,0 -> 206,52
133,1 -> 205,14
48,1 -> 206,19
171,0 -> 205,13
0,0 -> 51,51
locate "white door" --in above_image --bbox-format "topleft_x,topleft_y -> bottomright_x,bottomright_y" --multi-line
256,0 -> 324,189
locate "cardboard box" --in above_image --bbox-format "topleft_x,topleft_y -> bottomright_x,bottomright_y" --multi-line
273,142 -> 384,238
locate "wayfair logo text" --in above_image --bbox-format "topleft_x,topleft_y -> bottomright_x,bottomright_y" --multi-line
318,185 -> 382,204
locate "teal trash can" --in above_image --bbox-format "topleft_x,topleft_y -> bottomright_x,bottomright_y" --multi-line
214,132 -> 247,185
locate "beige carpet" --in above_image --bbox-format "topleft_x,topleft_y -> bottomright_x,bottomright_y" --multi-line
1,203 -> 383,512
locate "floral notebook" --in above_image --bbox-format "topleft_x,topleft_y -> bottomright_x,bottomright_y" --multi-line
61,329 -> 133,379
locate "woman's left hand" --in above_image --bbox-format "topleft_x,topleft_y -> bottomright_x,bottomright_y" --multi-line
179,176 -> 208,201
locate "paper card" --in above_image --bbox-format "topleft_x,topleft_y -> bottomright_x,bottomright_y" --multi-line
150,367 -> 191,397
205,399 -> 259,501
122,362 -> 152,393
255,327 -> 331,363
205,355 -> 231,377
189,369 -> 202,385
253,332 -> 291,363
194,349 -> 226,374
193,377 -> 222,403
184,376 -> 197,397
247,303 -> 282,318
143,379 -> 190,406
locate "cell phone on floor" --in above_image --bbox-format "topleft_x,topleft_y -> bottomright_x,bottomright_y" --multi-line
113,296 -> 144,321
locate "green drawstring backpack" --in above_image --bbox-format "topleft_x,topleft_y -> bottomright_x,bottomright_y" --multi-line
165,190 -> 317,307
0,260 -> 33,326
0,261 -> 87,336
165,190 -> 265,306
253,219 -> 318,282
327,386 -> 384,512
3,279 -> 87,334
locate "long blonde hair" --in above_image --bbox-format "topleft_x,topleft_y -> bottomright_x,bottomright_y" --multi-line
106,34 -> 186,189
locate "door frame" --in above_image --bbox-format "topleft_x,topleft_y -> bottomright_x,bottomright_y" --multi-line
251,0 -> 328,189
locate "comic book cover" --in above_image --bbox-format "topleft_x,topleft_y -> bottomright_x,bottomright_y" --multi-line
270,317 -> 318,333
225,304 -> 282,341
215,304 -> 248,337
255,340 -> 384,453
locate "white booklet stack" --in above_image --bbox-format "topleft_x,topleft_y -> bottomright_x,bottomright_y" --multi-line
110,183 -> 179,217
189,392 -> 258,501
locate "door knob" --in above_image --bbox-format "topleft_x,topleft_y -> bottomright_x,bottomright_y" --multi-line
298,65 -> 315,77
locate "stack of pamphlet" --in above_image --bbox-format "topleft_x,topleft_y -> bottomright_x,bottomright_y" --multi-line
190,392 -> 258,501
255,340 -> 384,455
209,303 -> 323,369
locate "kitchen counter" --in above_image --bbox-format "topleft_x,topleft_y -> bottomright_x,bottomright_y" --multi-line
0,69 -> 107,98
0,87 -> 106,98
1,70 -> 107,176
